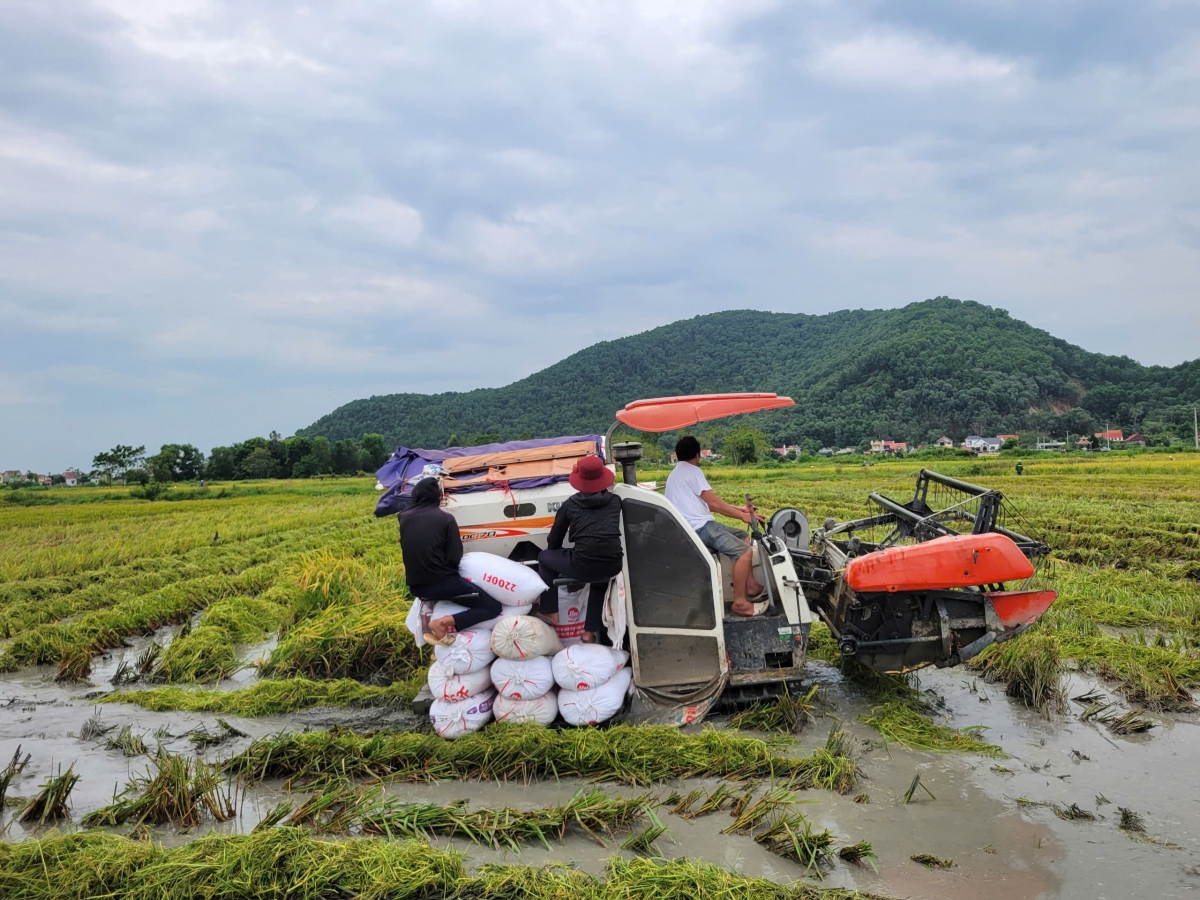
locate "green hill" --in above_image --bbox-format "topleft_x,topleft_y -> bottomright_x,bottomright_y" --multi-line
299,298 -> 1200,450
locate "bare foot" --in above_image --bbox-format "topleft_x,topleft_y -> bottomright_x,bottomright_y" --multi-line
746,577 -> 765,597
581,630 -> 596,643
428,615 -> 456,639
730,599 -> 758,616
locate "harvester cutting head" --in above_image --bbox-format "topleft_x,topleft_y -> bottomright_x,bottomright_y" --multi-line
780,469 -> 1056,673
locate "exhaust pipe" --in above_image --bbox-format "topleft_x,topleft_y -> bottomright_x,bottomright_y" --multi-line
611,442 -> 643,485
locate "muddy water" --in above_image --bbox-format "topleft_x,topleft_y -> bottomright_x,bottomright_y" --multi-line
2,656 -> 1198,900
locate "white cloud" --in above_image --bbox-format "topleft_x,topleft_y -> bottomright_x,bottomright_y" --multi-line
327,197 -> 424,246
811,31 -> 1017,89
2,0 -> 1200,471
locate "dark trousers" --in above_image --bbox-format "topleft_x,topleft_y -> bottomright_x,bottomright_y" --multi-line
537,548 -> 620,636
410,576 -> 502,631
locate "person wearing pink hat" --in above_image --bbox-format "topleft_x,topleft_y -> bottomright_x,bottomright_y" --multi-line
536,455 -> 623,643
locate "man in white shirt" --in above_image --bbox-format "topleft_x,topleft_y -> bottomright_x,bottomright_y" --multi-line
664,436 -> 767,616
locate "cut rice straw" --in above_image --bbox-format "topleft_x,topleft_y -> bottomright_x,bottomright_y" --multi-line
223,724 -> 862,793
0,829 -> 901,900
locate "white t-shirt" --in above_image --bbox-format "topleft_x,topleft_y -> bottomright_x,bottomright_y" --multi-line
665,461 -> 715,530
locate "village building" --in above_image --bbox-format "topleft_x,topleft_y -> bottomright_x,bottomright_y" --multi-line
935,436 -> 954,448
1095,429 -> 1124,445
963,436 -> 1003,453
1,470 -> 23,484
868,440 -> 907,455
1123,433 -> 1146,447
63,470 -> 79,486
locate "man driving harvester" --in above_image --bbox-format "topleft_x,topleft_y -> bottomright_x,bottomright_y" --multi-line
665,436 -> 767,616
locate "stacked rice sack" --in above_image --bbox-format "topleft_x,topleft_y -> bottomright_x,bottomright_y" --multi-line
553,643 -> 632,726
489,615 -> 563,726
428,553 -> 547,738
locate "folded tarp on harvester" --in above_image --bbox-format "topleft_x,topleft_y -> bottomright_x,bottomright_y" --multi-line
374,435 -> 604,517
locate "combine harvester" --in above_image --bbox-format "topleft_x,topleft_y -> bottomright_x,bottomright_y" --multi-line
377,393 -> 1055,721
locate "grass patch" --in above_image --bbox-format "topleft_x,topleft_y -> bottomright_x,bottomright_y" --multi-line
224,724 -> 861,792
0,829 -> 895,900
729,684 -> 818,734
973,630 -> 1067,716
199,594 -> 289,642
362,787 -> 652,849
80,753 -> 236,828
101,671 -> 426,715
849,664 -> 1006,756
149,626 -> 238,683
104,726 -> 149,757
259,600 -> 422,682
19,765 -> 79,825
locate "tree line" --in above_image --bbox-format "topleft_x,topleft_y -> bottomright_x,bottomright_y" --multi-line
87,432 -> 392,484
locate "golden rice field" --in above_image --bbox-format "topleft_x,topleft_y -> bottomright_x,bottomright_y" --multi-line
2,454 -> 1198,710
1,455 -> 1198,899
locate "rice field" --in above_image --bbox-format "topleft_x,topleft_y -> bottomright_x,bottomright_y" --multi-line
1,454 -> 1198,897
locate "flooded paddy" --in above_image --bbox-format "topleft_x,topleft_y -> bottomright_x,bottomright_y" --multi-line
3,652 -> 1197,899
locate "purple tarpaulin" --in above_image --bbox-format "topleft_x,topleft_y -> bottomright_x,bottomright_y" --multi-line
373,435 -> 604,517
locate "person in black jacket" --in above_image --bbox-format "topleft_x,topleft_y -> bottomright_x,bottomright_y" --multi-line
401,478 -> 501,645
537,456 -> 623,643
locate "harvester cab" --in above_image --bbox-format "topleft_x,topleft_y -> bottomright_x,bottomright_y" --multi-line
602,394 -> 814,712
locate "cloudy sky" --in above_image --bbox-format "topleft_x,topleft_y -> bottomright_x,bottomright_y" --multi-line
3,1 -> 1200,471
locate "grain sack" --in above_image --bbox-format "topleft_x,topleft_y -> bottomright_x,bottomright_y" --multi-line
551,583 -> 590,646
494,690 -> 558,726
427,659 -> 493,702
433,629 -> 496,675
551,644 -> 630,692
491,615 -> 563,661
430,689 -> 496,739
558,667 -> 632,726
460,552 -> 548,606
471,602 -> 534,632
490,655 -> 555,701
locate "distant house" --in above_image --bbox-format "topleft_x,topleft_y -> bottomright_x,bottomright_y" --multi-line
1,470 -> 22,484
1075,438 -> 1092,449
997,434 -> 1020,444
38,474 -> 52,486
869,440 -> 907,455
964,436 -> 1002,453
1035,440 -> 1066,450
834,447 -> 857,456
935,436 -> 954,448
1094,429 -> 1123,444
818,447 -> 835,457
1123,433 -> 1146,447
63,471 -> 78,486
774,445 -> 801,457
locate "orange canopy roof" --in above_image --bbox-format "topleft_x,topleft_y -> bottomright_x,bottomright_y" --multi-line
615,393 -> 795,433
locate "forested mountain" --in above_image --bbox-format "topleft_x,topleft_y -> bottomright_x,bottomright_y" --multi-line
299,298 -> 1200,451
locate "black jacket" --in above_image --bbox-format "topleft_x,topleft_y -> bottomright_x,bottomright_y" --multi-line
547,490 -> 623,569
399,503 -> 463,588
